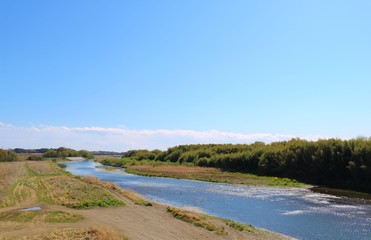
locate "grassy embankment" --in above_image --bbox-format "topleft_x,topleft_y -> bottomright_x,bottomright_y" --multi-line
24,162 -> 124,208
82,176 -> 152,206
0,161 -> 130,239
97,157 -> 307,187
1,160 -> 292,240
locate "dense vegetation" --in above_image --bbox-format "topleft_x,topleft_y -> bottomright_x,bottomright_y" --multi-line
114,138 -> 371,193
13,148 -> 50,154
0,149 -> 17,162
43,147 -> 93,159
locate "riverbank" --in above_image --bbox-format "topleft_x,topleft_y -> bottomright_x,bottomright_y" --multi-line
0,161 -> 291,240
97,157 -> 308,188
97,158 -> 371,200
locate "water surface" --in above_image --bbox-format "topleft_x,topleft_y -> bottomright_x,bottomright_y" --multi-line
17,206 -> 41,212
62,160 -> 371,240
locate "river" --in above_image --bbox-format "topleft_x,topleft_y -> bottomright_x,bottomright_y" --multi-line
62,160 -> 371,240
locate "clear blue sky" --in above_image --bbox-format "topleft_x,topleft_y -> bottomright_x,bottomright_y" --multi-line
1,1 -> 370,150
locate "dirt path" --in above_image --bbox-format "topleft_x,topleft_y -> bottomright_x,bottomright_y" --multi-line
80,201 -> 239,240
0,192 -> 229,240
0,196 -> 286,240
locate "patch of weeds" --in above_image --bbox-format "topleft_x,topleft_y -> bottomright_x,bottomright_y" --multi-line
0,210 -> 37,223
24,164 -> 38,176
57,163 -> 67,169
29,176 -> 125,209
74,198 -> 124,208
120,189 -> 152,206
267,177 -> 304,187
83,176 -> 152,206
167,207 -> 226,235
44,210 -> 84,223
223,219 -> 255,232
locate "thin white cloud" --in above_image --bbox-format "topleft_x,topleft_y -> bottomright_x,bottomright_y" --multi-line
0,121 -> 321,151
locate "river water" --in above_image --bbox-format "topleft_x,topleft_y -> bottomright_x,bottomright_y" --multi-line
62,160 -> 371,240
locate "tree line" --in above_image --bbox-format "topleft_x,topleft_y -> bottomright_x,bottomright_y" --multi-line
0,149 -> 18,162
0,147 -> 93,161
118,138 -> 371,193
43,147 -> 93,159
13,148 -> 50,154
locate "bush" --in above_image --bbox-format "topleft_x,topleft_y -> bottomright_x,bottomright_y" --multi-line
0,149 -> 17,162
27,155 -> 44,161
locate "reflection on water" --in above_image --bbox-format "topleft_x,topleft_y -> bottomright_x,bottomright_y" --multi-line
17,206 -> 41,212
62,160 -> 371,240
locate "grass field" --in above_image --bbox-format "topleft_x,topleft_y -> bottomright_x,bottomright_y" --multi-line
30,175 -> 124,208
1,162 -> 124,209
0,162 -> 28,208
0,209 -> 83,224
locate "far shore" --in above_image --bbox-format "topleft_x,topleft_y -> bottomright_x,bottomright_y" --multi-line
66,157 -> 86,161
95,157 -> 371,200
95,157 -> 308,188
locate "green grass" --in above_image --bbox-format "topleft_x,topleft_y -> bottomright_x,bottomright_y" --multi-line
0,209 -> 84,224
0,210 -> 37,223
29,175 -> 125,208
44,210 -> 84,223
222,219 -> 255,232
82,176 -> 151,206
263,176 -> 303,187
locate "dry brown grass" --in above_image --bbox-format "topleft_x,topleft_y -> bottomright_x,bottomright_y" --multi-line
132,164 -> 217,174
8,227 -> 126,240
126,163 -> 305,187
27,175 -> 124,208
167,206 -> 227,235
26,162 -> 63,175
1,162 -> 124,209
0,162 -> 27,207
83,176 -> 151,206
127,164 -> 265,184
0,209 -> 83,224
82,176 -> 120,190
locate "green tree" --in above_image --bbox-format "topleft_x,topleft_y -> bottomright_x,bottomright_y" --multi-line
0,149 -> 18,162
